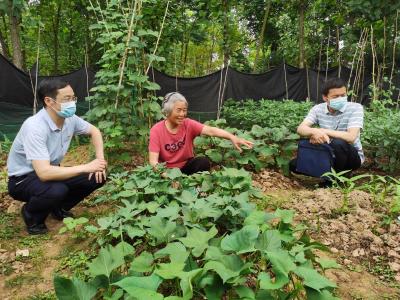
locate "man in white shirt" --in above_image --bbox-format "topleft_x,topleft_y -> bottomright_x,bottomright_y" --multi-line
7,79 -> 107,234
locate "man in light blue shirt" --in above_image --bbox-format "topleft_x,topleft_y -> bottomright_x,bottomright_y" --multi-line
7,79 -> 107,234
290,78 -> 363,182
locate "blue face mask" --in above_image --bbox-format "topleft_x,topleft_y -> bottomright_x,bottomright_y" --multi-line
329,96 -> 347,111
53,101 -> 76,118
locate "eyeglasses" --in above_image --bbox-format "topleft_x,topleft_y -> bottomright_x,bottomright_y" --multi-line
50,96 -> 78,103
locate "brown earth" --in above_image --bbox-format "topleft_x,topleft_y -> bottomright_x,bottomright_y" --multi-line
253,169 -> 400,299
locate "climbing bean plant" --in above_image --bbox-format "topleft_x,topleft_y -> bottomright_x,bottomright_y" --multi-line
86,0 -> 164,160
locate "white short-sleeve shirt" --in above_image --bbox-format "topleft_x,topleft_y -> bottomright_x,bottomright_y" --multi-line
304,102 -> 364,162
7,108 -> 91,176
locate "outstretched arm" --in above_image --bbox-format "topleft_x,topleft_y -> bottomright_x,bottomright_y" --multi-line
201,125 -> 253,152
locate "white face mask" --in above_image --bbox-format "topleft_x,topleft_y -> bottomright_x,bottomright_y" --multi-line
329,95 -> 347,110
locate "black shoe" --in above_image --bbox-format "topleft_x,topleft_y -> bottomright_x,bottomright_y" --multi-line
51,208 -> 74,221
318,179 -> 333,188
21,205 -> 48,235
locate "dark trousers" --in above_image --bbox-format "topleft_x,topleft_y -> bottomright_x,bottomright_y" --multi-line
289,138 -> 362,175
180,157 -> 211,175
8,172 -> 105,223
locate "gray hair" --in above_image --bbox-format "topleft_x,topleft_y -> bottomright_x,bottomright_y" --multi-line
161,92 -> 188,116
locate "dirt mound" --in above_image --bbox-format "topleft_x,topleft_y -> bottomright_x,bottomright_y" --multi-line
284,188 -> 400,283
252,169 -> 302,193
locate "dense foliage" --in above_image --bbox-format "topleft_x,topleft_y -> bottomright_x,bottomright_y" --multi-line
221,99 -> 312,132
54,166 -> 339,299
194,119 -> 298,174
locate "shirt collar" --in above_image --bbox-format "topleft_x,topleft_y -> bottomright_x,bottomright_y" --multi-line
41,108 -> 62,132
324,102 -> 348,115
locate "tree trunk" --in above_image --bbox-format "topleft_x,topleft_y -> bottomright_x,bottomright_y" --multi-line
0,26 -> 10,59
8,0 -> 24,69
52,2 -> 62,73
336,26 -> 341,77
222,0 -> 229,65
298,0 -> 305,68
253,0 -> 271,72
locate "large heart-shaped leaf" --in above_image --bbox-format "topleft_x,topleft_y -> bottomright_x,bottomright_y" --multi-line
294,266 -> 336,292
179,226 -> 218,257
266,250 -> 296,277
258,272 -> 289,290
87,244 -> 125,278
155,262 -> 185,279
54,276 -> 98,300
154,242 -> 189,264
255,230 -> 282,253
146,216 -> 177,245
130,251 -> 154,273
221,225 -> 259,254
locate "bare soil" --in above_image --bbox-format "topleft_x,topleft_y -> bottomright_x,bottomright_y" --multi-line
253,169 -> 400,299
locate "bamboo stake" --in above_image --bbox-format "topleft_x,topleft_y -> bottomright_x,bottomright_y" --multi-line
371,25 -> 377,101
33,26 -> 40,114
325,26 -> 330,80
88,0 -> 110,35
115,0 -> 139,109
145,0 -> 170,75
217,60 -> 230,119
283,62 -> 289,99
390,10 -> 399,89
348,28 -> 366,90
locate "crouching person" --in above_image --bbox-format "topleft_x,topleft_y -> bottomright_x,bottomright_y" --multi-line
149,92 -> 253,175
7,79 -> 107,235
289,78 -> 364,181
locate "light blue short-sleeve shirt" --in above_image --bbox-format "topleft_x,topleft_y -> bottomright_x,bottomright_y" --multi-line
7,108 -> 91,177
304,102 -> 364,163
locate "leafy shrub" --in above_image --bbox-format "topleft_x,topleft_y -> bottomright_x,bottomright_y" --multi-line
194,119 -> 298,174
54,166 -> 338,299
363,102 -> 400,172
221,99 -> 312,132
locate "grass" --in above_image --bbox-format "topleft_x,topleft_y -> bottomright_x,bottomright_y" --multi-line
0,213 -> 21,240
26,292 -> 57,300
5,273 -> 40,288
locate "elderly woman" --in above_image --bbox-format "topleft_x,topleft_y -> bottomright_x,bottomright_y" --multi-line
149,92 -> 253,175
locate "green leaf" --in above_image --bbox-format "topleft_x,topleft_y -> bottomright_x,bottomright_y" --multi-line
206,149 -> 223,163
146,216 -> 177,245
118,190 -> 136,198
115,240 -> 134,255
178,226 -> 218,257
204,255 -> 251,283
221,225 -> 259,254
177,190 -> 197,204
316,258 -> 341,270
154,242 -> 189,264
113,273 -> 162,291
274,209 -> 294,224
235,285 -> 256,299
258,272 -> 289,290
130,251 -> 154,273
266,250 -> 296,277
255,230 -> 282,253
294,266 -> 337,292
87,244 -> 125,278
155,262 -> 185,279
305,288 -> 340,300
113,273 -> 164,300
244,211 -> 269,226
166,168 -> 183,180
54,276 -> 97,300
179,269 -> 203,299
